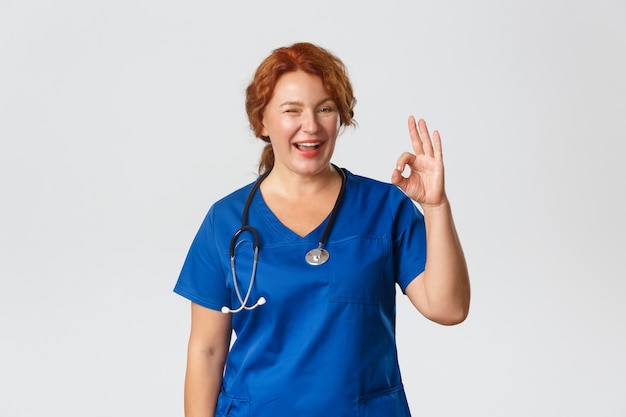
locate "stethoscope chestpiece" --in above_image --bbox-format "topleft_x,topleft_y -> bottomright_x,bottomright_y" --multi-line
303,166 -> 346,267
305,247 -> 329,266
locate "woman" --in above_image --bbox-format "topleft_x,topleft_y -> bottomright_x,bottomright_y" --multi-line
174,42 -> 470,417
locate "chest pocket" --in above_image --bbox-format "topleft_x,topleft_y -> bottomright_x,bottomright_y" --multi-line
329,235 -> 393,305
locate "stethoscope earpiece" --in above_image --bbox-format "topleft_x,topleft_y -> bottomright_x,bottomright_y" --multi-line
221,296 -> 266,314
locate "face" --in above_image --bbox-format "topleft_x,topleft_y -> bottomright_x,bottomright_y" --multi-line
261,70 -> 340,177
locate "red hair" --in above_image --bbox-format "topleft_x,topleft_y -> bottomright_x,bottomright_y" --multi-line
245,42 -> 356,173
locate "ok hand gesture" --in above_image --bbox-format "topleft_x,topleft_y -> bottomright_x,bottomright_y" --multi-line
391,116 -> 447,208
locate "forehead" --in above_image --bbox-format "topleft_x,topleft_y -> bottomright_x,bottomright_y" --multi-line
270,71 -> 329,101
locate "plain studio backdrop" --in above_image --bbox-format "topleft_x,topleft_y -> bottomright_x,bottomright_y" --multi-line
1,0 -> 625,416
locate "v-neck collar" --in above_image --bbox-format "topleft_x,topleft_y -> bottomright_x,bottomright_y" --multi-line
248,167 -> 348,242
252,188 -> 332,241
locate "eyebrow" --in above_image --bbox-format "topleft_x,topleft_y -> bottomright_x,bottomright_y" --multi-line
279,98 -> 335,107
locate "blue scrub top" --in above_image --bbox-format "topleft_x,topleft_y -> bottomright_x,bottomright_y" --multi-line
174,170 -> 426,417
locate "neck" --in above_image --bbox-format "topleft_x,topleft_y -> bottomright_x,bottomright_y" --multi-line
263,164 -> 341,199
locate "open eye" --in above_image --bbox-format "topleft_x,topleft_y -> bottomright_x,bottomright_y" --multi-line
319,106 -> 334,113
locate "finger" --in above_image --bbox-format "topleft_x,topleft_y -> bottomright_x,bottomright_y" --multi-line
395,151 -> 416,173
407,116 -> 424,156
432,129 -> 443,162
391,165 -> 411,191
418,119 -> 434,157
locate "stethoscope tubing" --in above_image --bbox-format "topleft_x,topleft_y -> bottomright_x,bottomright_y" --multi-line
222,166 -> 346,314
221,172 -> 269,314
224,243 -> 264,314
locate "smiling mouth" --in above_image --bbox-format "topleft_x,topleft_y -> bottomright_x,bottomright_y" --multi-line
294,142 -> 321,151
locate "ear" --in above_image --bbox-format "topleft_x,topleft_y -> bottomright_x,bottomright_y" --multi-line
260,112 -> 269,137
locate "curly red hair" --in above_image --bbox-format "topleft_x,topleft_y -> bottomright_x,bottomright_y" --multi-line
245,42 -> 356,173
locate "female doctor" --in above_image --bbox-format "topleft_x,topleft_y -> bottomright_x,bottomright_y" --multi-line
174,42 -> 470,417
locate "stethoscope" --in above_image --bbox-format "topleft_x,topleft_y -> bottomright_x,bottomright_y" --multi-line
221,165 -> 347,314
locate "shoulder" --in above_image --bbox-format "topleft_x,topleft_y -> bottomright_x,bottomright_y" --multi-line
343,169 -> 422,222
210,180 -> 257,212
194,179 -> 258,233
344,169 -> 409,202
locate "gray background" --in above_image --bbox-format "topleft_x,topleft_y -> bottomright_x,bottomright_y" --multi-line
1,0 -> 625,416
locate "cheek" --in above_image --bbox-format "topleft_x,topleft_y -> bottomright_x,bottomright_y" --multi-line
278,118 -> 300,134
263,117 -> 300,139
323,117 -> 340,136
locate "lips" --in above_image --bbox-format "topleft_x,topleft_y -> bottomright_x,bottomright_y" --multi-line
294,142 -> 321,151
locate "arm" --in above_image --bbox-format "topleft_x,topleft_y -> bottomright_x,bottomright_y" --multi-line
184,302 -> 232,417
392,116 -> 470,325
405,200 -> 470,325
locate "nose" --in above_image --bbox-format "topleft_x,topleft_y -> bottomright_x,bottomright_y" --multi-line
301,110 -> 319,133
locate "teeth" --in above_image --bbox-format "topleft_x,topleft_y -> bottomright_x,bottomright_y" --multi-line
296,143 -> 320,150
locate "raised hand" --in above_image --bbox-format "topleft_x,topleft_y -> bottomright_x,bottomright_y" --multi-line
391,116 -> 447,208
